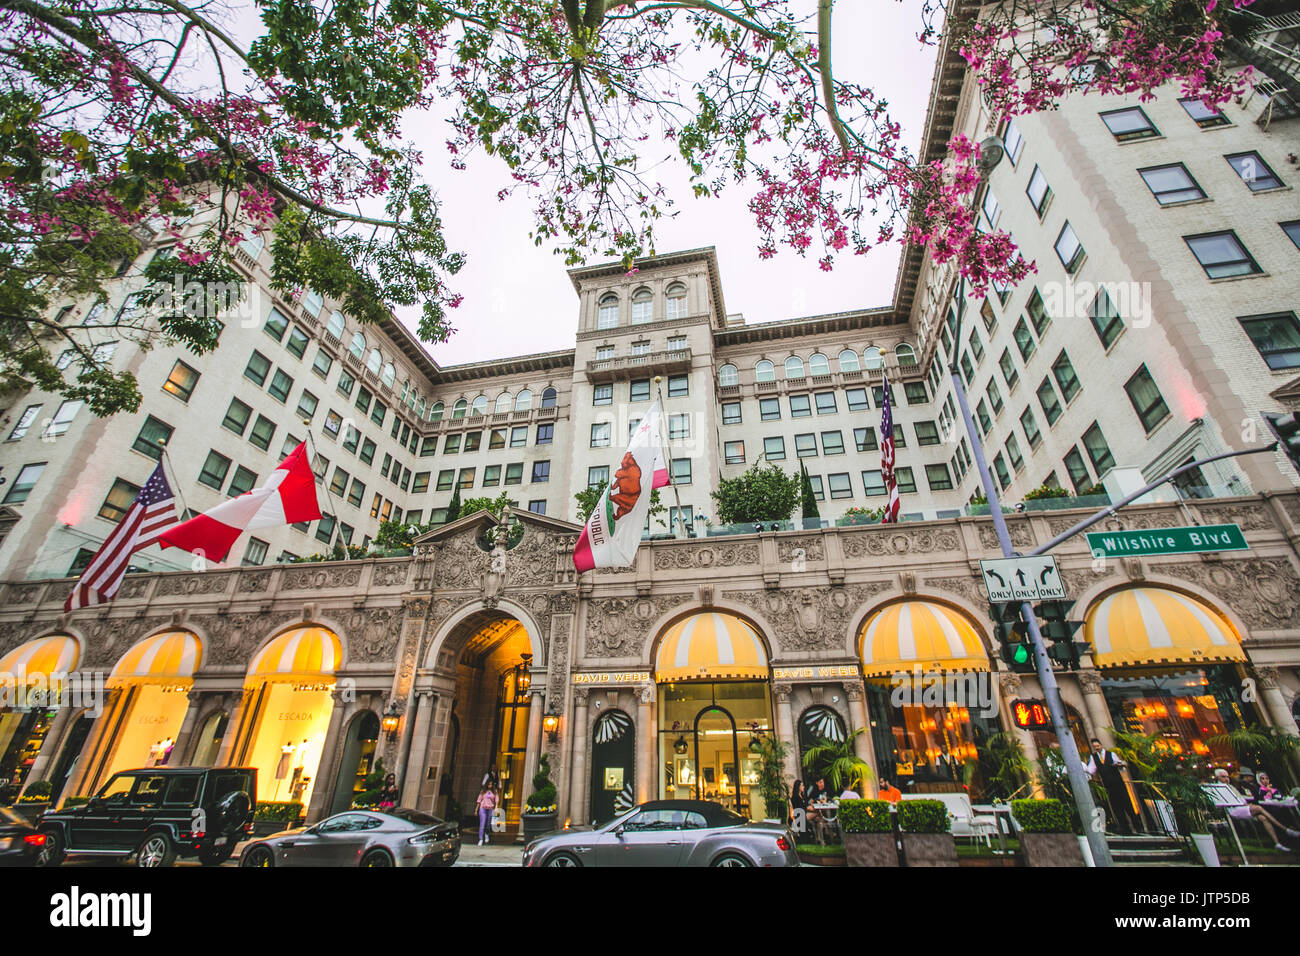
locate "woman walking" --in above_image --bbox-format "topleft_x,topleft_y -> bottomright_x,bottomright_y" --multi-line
475,781 -> 498,846
377,772 -> 399,810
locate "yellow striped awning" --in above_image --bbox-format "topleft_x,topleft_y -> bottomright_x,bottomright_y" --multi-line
860,601 -> 989,679
246,627 -> 341,685
655,613 -> 768,682
0,635 -> 80,682
1084,587 -> 1244,668
109,631 -> 202,686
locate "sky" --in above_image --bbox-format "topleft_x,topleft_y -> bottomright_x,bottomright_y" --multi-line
393,1 -> 941,367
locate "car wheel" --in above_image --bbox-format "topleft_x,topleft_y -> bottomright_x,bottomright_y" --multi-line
198,844 -> 234,867
711,853 -> 753,867
136,832 -> 176,868
34,830 -> 64,867
240,845 -> 274,868
543,852 -> 582,868
361,849 -> 393,868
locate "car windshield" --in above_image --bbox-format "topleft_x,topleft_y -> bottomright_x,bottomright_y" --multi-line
0,806 -> 26,826
385,808 -> 443,827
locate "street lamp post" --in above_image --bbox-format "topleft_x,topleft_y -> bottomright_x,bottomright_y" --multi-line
946,138 -> 1114,867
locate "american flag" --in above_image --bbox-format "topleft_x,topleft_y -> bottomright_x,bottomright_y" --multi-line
880,369 -> 902,523
65,462 -> 177,611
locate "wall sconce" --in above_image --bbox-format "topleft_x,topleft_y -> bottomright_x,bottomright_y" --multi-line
381,702 -> 401,740
543,707 -> 560,743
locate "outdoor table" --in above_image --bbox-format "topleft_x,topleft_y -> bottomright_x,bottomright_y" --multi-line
1261,798 -> 1300,829
970,803 -> 1013,854
812,801 -> 840,841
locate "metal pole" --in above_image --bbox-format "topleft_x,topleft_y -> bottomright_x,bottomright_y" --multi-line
950,276 -> 1113,867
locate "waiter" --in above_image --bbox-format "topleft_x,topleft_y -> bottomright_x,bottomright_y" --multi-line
1085,738 -> 1141,834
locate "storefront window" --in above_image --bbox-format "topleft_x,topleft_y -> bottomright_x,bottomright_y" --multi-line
0,708 -> 56,799
1101,665 -> 1255,765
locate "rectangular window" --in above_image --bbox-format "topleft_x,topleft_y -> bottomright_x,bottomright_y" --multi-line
536,423 -> 554,445
1037,378 -> 1063,425
504,463 -> 522,486
1184,231 -> 1261,278
904,382 -> 929,407
458,468 -> 475,489
347,478 -> 365,508
1013,318 -> 1036,360
993,453 -> 1011,490
323,409 -> 343,439
668,334 -> 687,351
3,462 -> 45,504
1026,288 -> 1049,335
1239,312 -> 1300,370
436,470 -> 454,491
329,467 -> 350,497
296,390 -> 319,422
444,433 -> 461,454
804,476 -> 824,502
510,426 -> 528,448
242,537 -> 269,567
163,361 -> 199,402
222,398 -> 252,436
871,384 -> 896,407
531,460 -> 550,483
998,350 -> 1020,390
359,438 -> 375,465
593,384 -> 613,406
671,458 -> 692,484
827,473 -> 852,499
354,386 -> 373,417
960,352 -> 975,386
1006,432 -> 1024,472
915,421 -> 940,446
630,379 -> 650,402
97,478 -> 139,522
760,398 -> 781,421
896,466 -> 917,494
1100,106 -> 1158,141
668,414 -> 690,440
814,392 -> 837,415
724,440 -> 745,465
1064,447 -> 1091,493
862,469 -> 886,497
268,369 -> 293,404
263,308 -> 289,342
1021,406 -> 1041,448
131,415 -> 173,460
1124,365 -> 1171,432
821,430 -> 845,455
1226,151 -> 1283,191
595,345 -> 614,361
343,426 -> 362,454
1055,222 -> 1086,274
976,399 -> 992,435
795,433 -> 818,458
249,415 -> 276,451
315,515 -> 336,544
336,368 -> 355,398
311,453 -> 328,482
286,325 -> 310,359
528,500 -> 547,515
1282,221 -> 1300,251
482,464 -> 501,487
790,394 -> 812,418
312,349 -> 333,379
763,436 -> 786,461
369,400 -> 386,427
1026,165 -> 1051,216
1082,422 -> 1115,475
244,351 -> 271,387
923,463 -> 953,491
1180,97 -> 1228,128
854,427 -> 877,452
463,431 -> 481,453
986,378 -> 1004,414
489,428 -> 506,450
667,374 -> 689,397
415,434 -> 434,457
1138,163 -> 1205,205
588,466 -> 609,488
1052,351 -> 1081,402
198,451 -> 231,490
590,422 -> 611,447
847,388 -> 869,412
228,465 -> 257,497
1002,117 -> 1024,165
1089,287 -> 1125,348
722,401 -> 742,425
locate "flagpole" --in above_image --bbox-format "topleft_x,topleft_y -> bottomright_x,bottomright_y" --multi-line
158,441 -> 189,519
301,422 -> 344,552
653,378 -> 687,538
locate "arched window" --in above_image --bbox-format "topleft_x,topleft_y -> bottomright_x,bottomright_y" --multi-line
494,392 -> 512,414
400,381 -> 409,403
416,397 -> 426,419
349,332 -> 366,360
809,352 -> 830,376
798,706 -> 849,785
514,389 -> 533,412
470,395 -> 487,417
381,363 -> 395,388
238,232 -> 265,259
784,355 -> 805,379
665,282 -> 688,320
366,348 -> 382,375
895,343 -> 917,367
429,401 -> 445,422
864,347 -> 883,371
540,387 -> 557,409
452,399 -> 467,420
718,364 -> 739,387
327,310 -> 345,340
839,348 -> 860,373
597,294 -> 619,329
301,288 -> 323,317
755,360 -> 775,383
631,287 -> 653,324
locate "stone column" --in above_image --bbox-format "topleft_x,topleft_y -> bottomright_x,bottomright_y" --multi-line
636,683 -> 655,804
60,687 -> 125,802
400,690 -> 437,808
1251,666 -> 1300,779
21,704 -> 78,795
306,688 -> 353,823
520,684 -> 547,816
772,682 -> 798,789
994,672 -> 1041,786
844,681 -> 879,797
215,689 -> 255,767
167,690 -> 206,768
567,687 -> 590,826
1077,670 -> 1115,749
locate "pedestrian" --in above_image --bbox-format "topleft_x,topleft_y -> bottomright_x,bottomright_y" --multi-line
378,772 -> 399,809
1085,738 -> 1141,834
475,781 -> 498,846
481,767 -> 500,790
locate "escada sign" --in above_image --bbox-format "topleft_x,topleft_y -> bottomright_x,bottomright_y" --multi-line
1085,523 -> 1248,558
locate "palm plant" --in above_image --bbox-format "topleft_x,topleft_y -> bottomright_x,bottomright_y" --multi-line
1109,729 -> 1214,833
1207,724 -> 1300,789
801,727 -> 874,793
971,731 -> 1032,801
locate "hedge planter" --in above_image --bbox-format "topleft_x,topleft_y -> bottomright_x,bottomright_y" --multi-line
844,832 -> 899,867
837,799 -> 899,867
521,811 -> 559,842
901,833 -> 958,866
1019,832 -> 1085,867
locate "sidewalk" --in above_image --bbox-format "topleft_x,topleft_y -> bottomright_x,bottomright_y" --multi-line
455,839 -> 524,867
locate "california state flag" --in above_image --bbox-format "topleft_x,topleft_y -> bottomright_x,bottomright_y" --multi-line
574,403 -> 665,572
158,442 -> 322,562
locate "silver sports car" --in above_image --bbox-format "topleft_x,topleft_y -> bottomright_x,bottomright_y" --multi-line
522,800 -> 799,867
239,807 -> 460,867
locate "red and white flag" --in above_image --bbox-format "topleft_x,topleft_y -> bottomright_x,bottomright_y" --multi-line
158,442 -> 321,562
574,403 -> 665,572
65,462 -> 177,611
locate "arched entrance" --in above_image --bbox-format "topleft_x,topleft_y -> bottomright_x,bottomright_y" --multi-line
234,626 -> 341,808
590,710 -> 635,824
0,635 -> 80,801
330,711 -> 380,814
653,611 -> 773,820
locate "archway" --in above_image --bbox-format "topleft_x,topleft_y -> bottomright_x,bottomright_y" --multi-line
330,710 -> 380,814
0,634 -> 80,800
590,709 -> 636,825
797,705 -> 848,787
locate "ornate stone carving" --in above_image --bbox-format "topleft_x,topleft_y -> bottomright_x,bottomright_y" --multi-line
1122,558 -> 1145,581
1077,670 -> 1104,693
999,672 -> 1022,694
349,606 -> 404,663
723,583 -> 892,653
236,571 -> 272,594
584,593 -> 693,657
0,621 -> 42,659
652,544 -> 759,570
840,527 -> 961,559
186,611 -> 301,668
777,536 -> 825,563
637,683 -> 655,704
403,597 -> 430,620
505,527 -> 562,588
573,686 -> 590,705
1279,496 -> 1300,527
921,574 -> 987,612
155,573 -> 234,597
80,616 -> 173,668
1195,503 -> 1273,532
772,682 -> 793,702
545,613 -> 572,715
4,583 -> 45,606
1249,666 -> 1280,689
280,565 -> 363,591
978,521 -> 1034,551
1060,566 -> 1114,598
1159,558 -> 1300,629
372,562 -> 411,588
118,578 -> 152,601
843,681 -> 864,702
434,532 -> 486,591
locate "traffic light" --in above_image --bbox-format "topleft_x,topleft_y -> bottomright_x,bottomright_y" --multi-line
988,603 -> 1035,673
1262,411 -> 1300,476
1035,600 -> 1085,669
1011,698 -> 1052,730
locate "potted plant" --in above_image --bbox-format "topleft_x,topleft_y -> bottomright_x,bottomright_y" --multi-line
1011,798 -> 1085,866
351,756 -> 387,809
253,801 -> 305,836
1112,728 -> 1219,866
839,799 -> 898,867
752,734 -> 788,823
14,780 -> 52,825
800,727 -> 874,796
897,798 -> 957,866
521,754 -> 559,842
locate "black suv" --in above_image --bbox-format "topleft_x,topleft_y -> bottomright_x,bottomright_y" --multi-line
37,767 -> 256,867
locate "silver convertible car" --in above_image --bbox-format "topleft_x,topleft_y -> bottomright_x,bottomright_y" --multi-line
239,807 -> 459,867
522,800 -> 799,867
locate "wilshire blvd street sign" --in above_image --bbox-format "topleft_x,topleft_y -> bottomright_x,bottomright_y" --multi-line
1085,523 -> 1248,558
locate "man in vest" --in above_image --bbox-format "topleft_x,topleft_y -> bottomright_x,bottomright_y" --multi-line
1085,738 -> 1141,834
